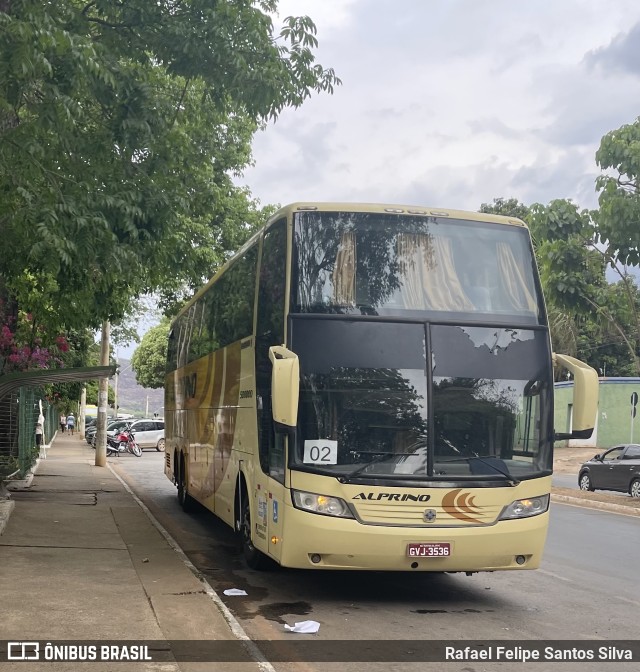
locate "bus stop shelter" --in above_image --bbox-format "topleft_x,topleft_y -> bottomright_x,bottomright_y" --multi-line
0,366 -> 115,489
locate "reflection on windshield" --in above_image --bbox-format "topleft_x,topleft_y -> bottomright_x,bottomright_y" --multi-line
291,321 -> 552,481
292,318 -> 551,481
432,376 -> 541,478
298,366 -> 428,465
292,320 -> 429,477
294,212 -> 542,320
431,326 -> 552,477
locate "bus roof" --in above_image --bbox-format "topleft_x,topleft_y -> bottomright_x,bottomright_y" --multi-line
266,202 -> 528,228
172,202 -> 528,323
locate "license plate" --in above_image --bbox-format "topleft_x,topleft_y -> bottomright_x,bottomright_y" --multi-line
407,542 -> 451,558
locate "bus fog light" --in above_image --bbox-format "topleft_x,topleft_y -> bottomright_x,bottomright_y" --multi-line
515,555 -> 526,565
292,490 -> 354,518
310,554 -> 322,564
499,494 -> 549,520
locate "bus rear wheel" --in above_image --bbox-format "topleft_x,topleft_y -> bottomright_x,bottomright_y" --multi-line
177,459 -> 194,512
240,496 -> 269,570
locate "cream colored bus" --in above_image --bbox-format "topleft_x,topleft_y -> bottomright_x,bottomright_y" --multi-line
164,203 -> 598,572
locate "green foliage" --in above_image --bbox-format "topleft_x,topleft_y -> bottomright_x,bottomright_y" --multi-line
84,379 -> 114,407
42,329 -> 108,409
479,197 -> 530,221
131,320 -> 170,389
528,199 -> 587,243
0,455 -> 20,480
0,0 -> 339,347
596,118 -> 640,268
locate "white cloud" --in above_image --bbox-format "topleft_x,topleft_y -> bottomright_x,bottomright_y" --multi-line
239,1 -> 640,213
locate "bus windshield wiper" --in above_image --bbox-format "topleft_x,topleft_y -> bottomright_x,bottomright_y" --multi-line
437,455 -> 520,486
338,452 -> 396,484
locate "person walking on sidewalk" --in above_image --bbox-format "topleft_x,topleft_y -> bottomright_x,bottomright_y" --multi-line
66,413 -> 75,436
35,413 -> 45,446
59,414 -> 66,433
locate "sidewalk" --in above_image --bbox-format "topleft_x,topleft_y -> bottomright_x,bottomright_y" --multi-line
0,433 -> 262,672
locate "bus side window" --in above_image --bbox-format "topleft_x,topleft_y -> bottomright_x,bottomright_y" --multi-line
256,219 -> 287,479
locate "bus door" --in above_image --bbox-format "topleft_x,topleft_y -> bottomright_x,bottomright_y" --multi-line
255,218 -> 288,562
265,435 -> 287,562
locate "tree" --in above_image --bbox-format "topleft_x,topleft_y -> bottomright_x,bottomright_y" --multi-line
593,118 -> 640,372
0,1 -> 339,345
131,320 -> 170,389
528,198 -> 640,375
480,197 -> 530,222
596,118 -> 640,271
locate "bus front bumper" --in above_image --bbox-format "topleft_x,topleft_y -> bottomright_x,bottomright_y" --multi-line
277,505 -> 549,572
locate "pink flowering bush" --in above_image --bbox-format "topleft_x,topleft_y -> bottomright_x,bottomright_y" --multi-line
0,308 -> 69,374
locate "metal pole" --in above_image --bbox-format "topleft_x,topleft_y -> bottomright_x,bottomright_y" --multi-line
79,386 -> 87,439
113,357 -> 118,418
95,321 -> 110,467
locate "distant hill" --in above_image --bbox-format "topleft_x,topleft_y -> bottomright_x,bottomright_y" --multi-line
114,358 -> 164,417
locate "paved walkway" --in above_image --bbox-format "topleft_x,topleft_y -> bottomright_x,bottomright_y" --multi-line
0,433 -> 263,671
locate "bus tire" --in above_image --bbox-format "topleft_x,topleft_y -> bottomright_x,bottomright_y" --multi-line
177,454 -> 194,513
240,492 -> 269,570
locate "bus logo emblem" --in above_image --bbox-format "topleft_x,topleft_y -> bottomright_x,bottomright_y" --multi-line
423,509 -> 436,522
442,489 -> 484,523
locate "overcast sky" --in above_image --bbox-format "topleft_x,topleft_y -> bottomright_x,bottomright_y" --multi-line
238,0 -> 640,213
121,1 -> 640,358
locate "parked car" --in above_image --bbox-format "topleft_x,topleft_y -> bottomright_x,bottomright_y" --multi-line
89,419 -> 130,446
127,419 -> 164,451
578,444 -> 640,498
85,416 -> 117,443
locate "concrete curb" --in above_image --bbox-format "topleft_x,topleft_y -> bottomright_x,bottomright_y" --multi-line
6,458 -> 40,491
551,493 -> 640,516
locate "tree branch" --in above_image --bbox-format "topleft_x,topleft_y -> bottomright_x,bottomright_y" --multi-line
81,2 -> 98,16
170,78 -> 191,130
584,295 -> 640,375
584,237 -> 640,362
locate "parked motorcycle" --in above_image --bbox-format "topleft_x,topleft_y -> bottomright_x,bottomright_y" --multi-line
106,427 -> 142,457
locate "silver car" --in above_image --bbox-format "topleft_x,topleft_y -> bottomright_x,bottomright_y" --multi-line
128,419 -> 165,451
92,419 -> 164,451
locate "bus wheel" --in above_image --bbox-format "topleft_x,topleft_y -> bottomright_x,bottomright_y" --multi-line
177,458 -> 193,512
240,496 -> 268,570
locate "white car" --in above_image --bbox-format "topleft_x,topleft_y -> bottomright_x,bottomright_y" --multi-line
92,418 -> 164,451
127,419 -> 165,451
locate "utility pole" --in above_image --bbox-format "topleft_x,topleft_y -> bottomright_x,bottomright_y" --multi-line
113,351 -> 119,418
95,321 -> 110,467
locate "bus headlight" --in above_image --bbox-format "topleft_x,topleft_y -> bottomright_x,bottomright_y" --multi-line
499,494 -> 549,520
292,490 -> 354,518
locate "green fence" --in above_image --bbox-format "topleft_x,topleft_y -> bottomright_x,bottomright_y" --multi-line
0,387 -> 57,479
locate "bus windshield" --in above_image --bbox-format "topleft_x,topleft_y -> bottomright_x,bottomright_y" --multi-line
293,211 -> 543,321
290,211 -> 552,482
290,321 -> 553,481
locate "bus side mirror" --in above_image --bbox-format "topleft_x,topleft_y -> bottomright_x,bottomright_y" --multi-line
553,353 -> 599,441
269,345 -> 299,431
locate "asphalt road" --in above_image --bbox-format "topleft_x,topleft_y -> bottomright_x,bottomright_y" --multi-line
111,452 -> 640,671
552,473 -> 579,489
